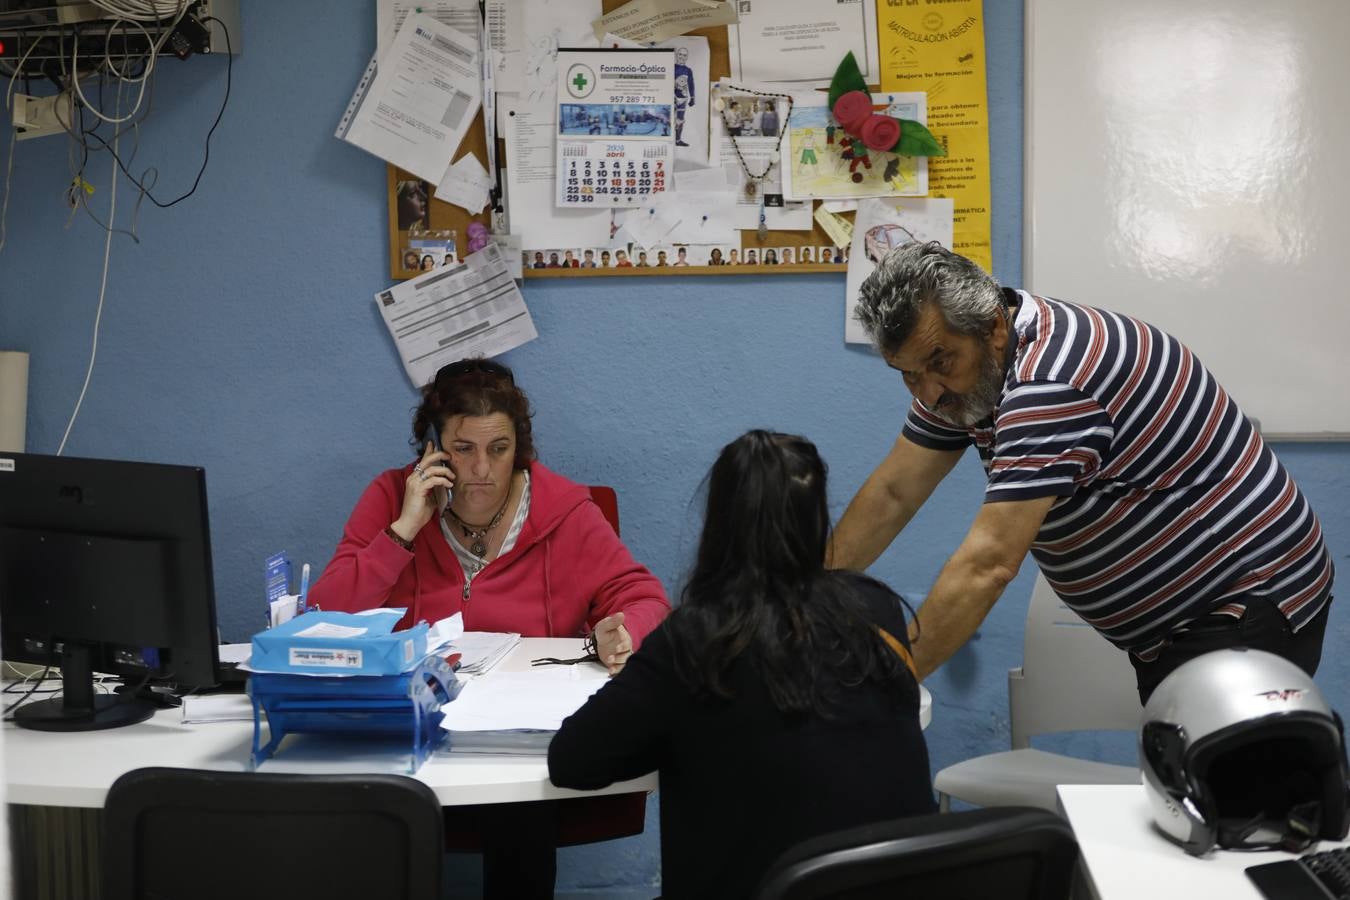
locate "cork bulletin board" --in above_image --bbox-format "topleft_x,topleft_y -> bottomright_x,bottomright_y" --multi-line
386,1 -> 853,281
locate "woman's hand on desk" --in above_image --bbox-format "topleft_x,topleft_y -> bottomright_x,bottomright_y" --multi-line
594,612 -> 633,675
391,442 -> 455,541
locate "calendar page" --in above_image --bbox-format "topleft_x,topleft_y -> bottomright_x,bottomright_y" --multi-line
555,48 -> 675,208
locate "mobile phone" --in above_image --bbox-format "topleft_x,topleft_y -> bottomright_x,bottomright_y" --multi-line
422,422 -> 451,508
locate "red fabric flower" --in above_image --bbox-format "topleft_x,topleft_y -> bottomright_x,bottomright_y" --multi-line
832,90 -> 872,133
861,115 -> 901,152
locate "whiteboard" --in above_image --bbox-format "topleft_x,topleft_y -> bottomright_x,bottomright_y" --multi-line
1025,0 -> 1350,437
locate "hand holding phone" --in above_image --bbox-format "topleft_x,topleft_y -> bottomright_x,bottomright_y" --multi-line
422,422 -> 452,510
393,425 -> 455,542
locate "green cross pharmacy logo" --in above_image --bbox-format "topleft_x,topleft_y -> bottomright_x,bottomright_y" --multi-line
565,63 -> 596,99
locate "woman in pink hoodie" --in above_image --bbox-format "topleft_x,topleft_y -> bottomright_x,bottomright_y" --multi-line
310,357 -> 668,667
308,357 -> 669,898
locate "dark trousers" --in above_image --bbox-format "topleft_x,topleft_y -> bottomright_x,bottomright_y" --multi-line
1129,595 -> 1332,705
478,800 -> 558,900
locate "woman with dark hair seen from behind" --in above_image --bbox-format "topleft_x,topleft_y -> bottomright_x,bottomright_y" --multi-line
549,430 -> 935,899
309,358 -> 671,899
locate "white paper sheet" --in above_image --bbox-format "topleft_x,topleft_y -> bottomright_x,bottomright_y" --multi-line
591,0 -> 738,44
652,36 -> 710,174
447,631 -> 522,675
374,243 -> 538,386
217,643 -> 252,665
180,694 -> 254,725
438,670 -> 605,732
484,0 -> 524,93
614,188 -> 740,246
521,0 -> 603,110
435,153 -> 494,213
340,13 -> 483,184
425,613 -> 466,656
617,201 -> 681,248
845,197 -> 954,345
727,0 -> 879,88
377,0 -> 481,67
504,108 -> 612,249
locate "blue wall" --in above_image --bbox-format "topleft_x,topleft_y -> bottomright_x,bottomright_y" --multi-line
3,2 -> 1346,896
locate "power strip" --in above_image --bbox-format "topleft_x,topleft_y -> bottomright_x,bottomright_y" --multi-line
13,92 -> 73,141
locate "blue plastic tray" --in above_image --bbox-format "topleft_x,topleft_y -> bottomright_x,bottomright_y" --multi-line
248,654 -> 461,773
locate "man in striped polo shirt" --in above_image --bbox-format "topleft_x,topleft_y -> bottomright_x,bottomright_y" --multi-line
831,242 -> 1334,702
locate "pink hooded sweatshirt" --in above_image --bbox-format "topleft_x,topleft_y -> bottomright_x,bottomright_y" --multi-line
308,462 -> 670,647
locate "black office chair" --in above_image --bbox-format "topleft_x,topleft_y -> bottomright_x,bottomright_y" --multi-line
102,767 -> 444,900
753,806 -> 1079,900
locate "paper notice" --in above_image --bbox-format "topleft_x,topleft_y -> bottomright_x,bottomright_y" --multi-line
339,13 -> 482,184
436,153 -> 495,214
374,243 -> 538,387
814,205 -> 853,248
592,0 -> 738,44
878,0 -> 991,271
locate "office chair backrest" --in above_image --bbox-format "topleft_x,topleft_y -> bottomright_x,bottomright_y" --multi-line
102,767 -> 444,900
587,484 -> 621,535
1009,573 -> 1142,748
753,806 -> 1079,900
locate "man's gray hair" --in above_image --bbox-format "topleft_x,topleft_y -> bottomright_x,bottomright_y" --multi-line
855,241 -> 1004,356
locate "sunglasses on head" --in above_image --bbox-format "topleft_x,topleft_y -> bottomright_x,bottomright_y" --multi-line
433,358 -> 515,387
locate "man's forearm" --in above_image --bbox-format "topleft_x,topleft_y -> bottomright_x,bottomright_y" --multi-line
828,483 -> 913,571
909,556 -> 1016,680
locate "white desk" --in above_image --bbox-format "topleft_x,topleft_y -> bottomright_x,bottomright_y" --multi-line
1058,784 -> 1350,900
6,637 -> 931,809
5,638 -> 655,809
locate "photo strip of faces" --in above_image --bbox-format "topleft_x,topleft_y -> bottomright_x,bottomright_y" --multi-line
523,243 -> 848,269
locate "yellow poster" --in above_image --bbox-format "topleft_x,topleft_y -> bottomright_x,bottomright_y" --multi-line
878,0 -> 992,273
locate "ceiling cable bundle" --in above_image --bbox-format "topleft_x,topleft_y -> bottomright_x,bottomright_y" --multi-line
0,0 -> 232,451
0,0 -> 231,252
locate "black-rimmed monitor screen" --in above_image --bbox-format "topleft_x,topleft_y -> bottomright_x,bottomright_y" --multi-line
0,453 -> 220,731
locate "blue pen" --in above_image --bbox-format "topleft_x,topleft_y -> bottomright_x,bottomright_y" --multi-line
298,563 -> 311,614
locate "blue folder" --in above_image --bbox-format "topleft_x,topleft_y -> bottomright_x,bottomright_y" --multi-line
250,609 -> 428,677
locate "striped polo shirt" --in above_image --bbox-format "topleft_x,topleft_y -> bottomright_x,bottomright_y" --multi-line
902,290 -> 1334,659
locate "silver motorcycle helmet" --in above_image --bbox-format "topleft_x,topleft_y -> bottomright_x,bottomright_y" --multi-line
1140,648 -> 1349,856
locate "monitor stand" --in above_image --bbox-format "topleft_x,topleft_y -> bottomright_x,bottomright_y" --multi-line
13,643 -> 155,732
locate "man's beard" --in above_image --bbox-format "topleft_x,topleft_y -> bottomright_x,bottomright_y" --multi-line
931,343 -> 1007,428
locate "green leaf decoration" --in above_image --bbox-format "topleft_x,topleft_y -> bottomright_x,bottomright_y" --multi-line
893,119 -> 946,157
828,51 -> 869,110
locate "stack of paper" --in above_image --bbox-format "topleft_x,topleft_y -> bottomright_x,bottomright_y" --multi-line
448,631 -> 521,676
438,668 -> 604,754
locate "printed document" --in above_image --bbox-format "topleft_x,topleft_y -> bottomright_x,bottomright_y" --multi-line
376,0 -> 481,68
504,108 -> 611,249
374,243 -> 538,387
447,631 -> 521,675
878,0 -> 992,271
485,0 -> 525,93
341,12 -> 482,184
591,0 -> 738,44
727,0 -> 879,88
